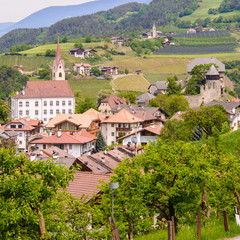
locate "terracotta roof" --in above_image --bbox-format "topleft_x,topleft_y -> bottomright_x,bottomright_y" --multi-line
67,171 -> 110,201
12,81 -> 74,99
83,108 -> 101,119
74,63 -> 91,67
31,130 -> 97,144
101,95 -> 127,109
170,111 -> 185,121
46,114 -> 94,128
102,109 -> 143,123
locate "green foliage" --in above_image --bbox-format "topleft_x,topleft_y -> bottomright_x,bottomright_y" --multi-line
74,42 -> 83,48
45,49 -> 56,57
117,92 -> 136,104
0,100 -> 10,123
124,69 -> 129,74
61,36 -> 68,43
38,68 -> 51,79
73,90 -> 83,106
85,34 -> 92,43
105,37 -> 111,43
75,97 -> 97,113
10,43 -> 33,53
91,66 -> 103,76
0,65 -> 28,100
96,89 -> 113,106
167,75 -> 181,95
96,130 -> 107,152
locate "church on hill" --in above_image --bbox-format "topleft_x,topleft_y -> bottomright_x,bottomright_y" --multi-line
11,36 -> 75,124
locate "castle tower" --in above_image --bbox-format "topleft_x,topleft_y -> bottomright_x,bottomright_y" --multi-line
152,22 -> 157,38
52,35 -> 65,80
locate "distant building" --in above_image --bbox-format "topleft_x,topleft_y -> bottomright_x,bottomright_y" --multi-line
142,22 -> 161,39
69,48 -> 97,58
187,28 -> 196,34
98,66 -> 118,76
73,63 -> 91,75
136,92 -> 155,106
111,37 -> 130,45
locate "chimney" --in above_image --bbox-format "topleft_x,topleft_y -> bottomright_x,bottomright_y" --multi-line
232,108 -> 236,114
22,90 -> 25,96
97,163 -> 101,170
57,130 -> 62,137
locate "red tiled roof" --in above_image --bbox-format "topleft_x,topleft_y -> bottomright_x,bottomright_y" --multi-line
12,81 -> 74,99
31,130 -> 97,144
101,95 -> 127,109
67,171 -> 110,201
170,111 -> 185,121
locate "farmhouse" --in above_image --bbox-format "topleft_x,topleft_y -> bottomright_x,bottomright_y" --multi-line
69,48 -> 97,58
73,63 -> 91,75
98,66 -> 118,76
111,37 -> 130,45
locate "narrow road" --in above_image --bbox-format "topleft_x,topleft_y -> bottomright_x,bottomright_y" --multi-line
229,236 -> 240,240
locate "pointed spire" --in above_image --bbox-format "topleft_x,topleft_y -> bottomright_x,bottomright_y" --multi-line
55,33 -> 61,66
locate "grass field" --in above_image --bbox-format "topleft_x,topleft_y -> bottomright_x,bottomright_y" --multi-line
144,73 -> 187,83
112,74 -> 150,92
182,0 -> 240,22
68,78 -> 111,98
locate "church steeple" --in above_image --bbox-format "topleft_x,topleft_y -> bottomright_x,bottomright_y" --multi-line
152,22 -> 157,38
52,34 -> 65,81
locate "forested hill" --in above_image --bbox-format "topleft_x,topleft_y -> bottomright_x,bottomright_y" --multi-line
0,0 -> 199,52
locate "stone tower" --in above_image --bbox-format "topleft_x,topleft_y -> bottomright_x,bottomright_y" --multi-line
152,22 -> 157,38
52,35 -> 65,80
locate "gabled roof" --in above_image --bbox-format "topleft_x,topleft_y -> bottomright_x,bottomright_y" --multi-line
67,171 -> 110,202
149,81 -> 167,90
31,130 -> 97,144
136,92 -> 155,101
46,114 -> 96,128
187,57 -> 225,73
12,81 -> 74,99
101,95 -> 127,109
102,109 -> 143,123
205,101 -> 240,114
74,63 -> 91,67
207,65 -> 219,76
82,108 -> 101,121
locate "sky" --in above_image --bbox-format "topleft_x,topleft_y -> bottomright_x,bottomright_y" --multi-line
0,0 -> 95,23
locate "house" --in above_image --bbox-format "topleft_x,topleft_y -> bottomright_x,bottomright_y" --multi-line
98,95 -> 127,114
118,124 -> 161,146
52,36 -> 65,81
136,92 -> 155,106
11,81 -> 75,124
69,48 -> 97,59
30,130 -> 97,158
101,109 -> 143,145
187,28 -> 196,34
111,37 -> 130,45
98,66 -> 118,76
46,112 -> 101,137
148,81 -> 168,95
205,101 -> 240,131
1,118 -> 44,150
13,65 -> 23,74
73,63 -> 91,75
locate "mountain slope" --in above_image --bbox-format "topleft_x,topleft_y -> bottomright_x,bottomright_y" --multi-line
0,23 -> 15,32
0,0 -> 151,36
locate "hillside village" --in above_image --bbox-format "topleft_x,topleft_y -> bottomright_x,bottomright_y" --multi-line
3,0 -> 240,239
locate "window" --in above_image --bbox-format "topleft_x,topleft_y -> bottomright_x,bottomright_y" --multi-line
43,144 -> 46,149
10,125 -> 16,128
19,110 -> 22,116
111,132 -> 114,136
50,101 -> 53,106
69,144 -> 72,150
44,101 -> 47,106
19,102 -> 22,107
118,124 -> 121,128
18,125 -> 22,129
56,101 -> 59,106
62,101 -> 65,106
62,109 -> 66,114
19,133 -> 22,137
26,110 -> 29,116
50,109 -> 53,115
56,109 -> 59,114
111,123 -> 114,127
35,101 -> 38,107
26,101 -> 29,107
19,141 -> 22,145
59,72 -> 62,78
68,100 -> 72,106
35,110 -> 38,115
44,110 -> 47,115
68,109 -> 72,114
44,118 -> 47,122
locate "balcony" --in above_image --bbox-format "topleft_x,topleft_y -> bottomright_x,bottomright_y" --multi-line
116,127 -> 132,132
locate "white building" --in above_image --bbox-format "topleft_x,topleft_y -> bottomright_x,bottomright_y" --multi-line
11,81 -> 75,124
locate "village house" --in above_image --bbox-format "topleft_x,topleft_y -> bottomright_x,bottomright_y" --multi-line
187,28 -> 197,34
30,130 -> 97,158
110,37 -> 130,45
101,109 -> 143,145
98,95 -> 127,114
136,92 -> 155,106
118,124 -> 161,146
98,66 -> 118,76
69,48 -> 97,58
46,112 -> 101,137
73,63 -> 91,75
1,118 -> 44,150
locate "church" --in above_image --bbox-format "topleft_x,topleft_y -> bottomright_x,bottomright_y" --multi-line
11,36 -> 75,124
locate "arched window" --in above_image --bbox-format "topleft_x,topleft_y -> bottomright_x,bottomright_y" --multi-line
59,72 -> 62,78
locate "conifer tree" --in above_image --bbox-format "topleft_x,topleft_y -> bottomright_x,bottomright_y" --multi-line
96,130 -> 107,152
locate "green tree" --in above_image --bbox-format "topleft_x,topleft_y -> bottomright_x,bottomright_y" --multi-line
0,100 -> 10,123
124,69 -> 129,75
75,97 -> 97,113
85,34 -> 92,43
74,42 -> 83,48
183,105 -> 229,139
45,49 -> 56,57
38,68 -> 51,79
91,66 -> 103,76
117,92 -> 136,104
105,37 -> 111,43
96,89 -> 113,106
62,36 -> 68,43
167,76 -> 181,95
96,130 -> 107,152
103,44 -> 108,50
73,90 -> 83,106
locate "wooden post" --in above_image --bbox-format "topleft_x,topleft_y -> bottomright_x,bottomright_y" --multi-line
222,209 -> 229,232
171,216 -> 175,240
109,217 -> 120,240
168,221 -> 173,240
197,211 -> 201,239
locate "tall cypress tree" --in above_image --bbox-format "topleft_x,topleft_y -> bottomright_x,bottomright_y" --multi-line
96,130 -> 107,152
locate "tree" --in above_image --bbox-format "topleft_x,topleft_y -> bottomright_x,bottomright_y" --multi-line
45,49 -> 56,57
75,97 -> 97,113
96,130 -> 107,152
124,69 -> 129,75
103,44 -> 108,50
0,148 -> 75,239
117,92 -> 136,104
105,37 -> 111,43
183,105 -> 229,139
85,34 -> 92,43
73,90 -> 83,106
0,100 -> 10,123
62,36 -> 68,43
91,66 -> 103,77
167,76 -> 181,95
96,89 -> 113,106
38,68 -> 51,79
74,42 -> 83,48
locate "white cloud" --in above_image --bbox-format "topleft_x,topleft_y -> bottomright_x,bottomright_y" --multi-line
0,0 -> 95,22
